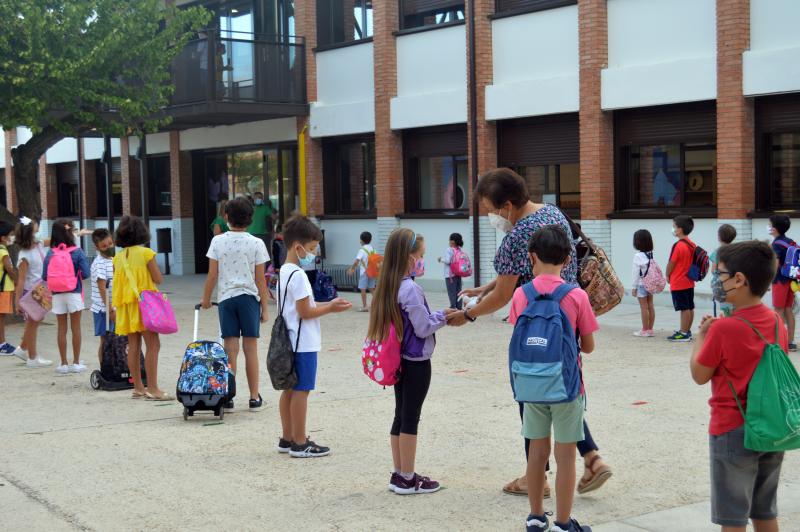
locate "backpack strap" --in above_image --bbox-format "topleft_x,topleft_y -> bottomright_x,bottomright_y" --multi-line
277,269 -> 303,353
773,239 -> 792,249
551,283 -> 577,303
732,316 -> 768,343
522,282 -> 540,303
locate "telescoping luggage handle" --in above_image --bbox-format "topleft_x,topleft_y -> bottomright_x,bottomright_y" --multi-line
193,303 -> 219,343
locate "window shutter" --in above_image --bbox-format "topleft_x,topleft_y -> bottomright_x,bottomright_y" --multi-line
496,0 -> 576,14
616,101 -> 717,146
402,0 -> 464,16
498,113 -> 579,167
755,94 -> 800,133
404,126 -> 467,158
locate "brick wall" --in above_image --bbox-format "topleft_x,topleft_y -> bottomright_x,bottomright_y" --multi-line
120,137 -> 141,216
80,144 -> 98,219
296,0 -> 323,217
39,160 -> 57,220
169,131 -> 193,218
716,0 -> 754,219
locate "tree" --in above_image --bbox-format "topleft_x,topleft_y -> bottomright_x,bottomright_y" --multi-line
0,0 -> 210,219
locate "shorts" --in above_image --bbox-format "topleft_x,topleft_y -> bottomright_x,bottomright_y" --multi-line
52,292 -> 84,315
636,285 -> 649,298
710,426 -> 784,526
358,272 -> 377,291
218,294 -> 261,338
93,311 -> 115,336
0,291 -> 13,314
771,281 -> 795,309
293,351 -> 318,391
671,288 -> 695,311
522,395 -> 585,443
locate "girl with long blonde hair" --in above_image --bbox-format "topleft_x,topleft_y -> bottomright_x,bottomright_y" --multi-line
367,228 -> 454,495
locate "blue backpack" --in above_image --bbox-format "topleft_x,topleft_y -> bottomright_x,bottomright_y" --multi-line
508,283 -> 582,404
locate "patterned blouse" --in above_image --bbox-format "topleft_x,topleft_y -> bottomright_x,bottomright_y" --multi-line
493,203 -> 578,286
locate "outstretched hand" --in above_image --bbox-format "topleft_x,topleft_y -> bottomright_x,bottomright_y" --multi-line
446,310 -> 467,327
329,298 -> 353,313
458,287 -> 482,299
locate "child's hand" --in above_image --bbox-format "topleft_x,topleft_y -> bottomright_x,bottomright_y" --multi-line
109,308 -> 116,323
698,315 -> 717,336
201,298 -> 212,310
631,288 -> 637,297
260,301 -> 269,323
443,308 -> 458,316
329,298 -> 352,313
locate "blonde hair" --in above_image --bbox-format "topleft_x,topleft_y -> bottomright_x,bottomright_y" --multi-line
366,228 -> 424,341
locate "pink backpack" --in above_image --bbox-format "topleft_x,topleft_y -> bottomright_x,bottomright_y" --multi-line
362,323 -> 402,386
641,253 -> 666,294
47,244 -> 79,293
450,247 -> 473,277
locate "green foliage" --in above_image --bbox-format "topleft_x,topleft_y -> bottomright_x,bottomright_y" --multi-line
0,0 -> 211,137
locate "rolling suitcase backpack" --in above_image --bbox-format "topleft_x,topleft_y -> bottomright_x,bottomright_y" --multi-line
90,292 -> 146,391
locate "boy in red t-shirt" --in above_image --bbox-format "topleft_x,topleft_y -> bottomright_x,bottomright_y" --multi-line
666,215 -> 696,342
692,240 -> 788,531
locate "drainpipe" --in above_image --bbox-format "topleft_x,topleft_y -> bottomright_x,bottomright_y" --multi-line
298,124 -> 308,216
76,133 -> 84,251
467,0 -> 481,286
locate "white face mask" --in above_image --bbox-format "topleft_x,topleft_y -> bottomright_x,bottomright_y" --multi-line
768,225 -> 775,237
671,228 -> 677,237
488,211 -> 513,234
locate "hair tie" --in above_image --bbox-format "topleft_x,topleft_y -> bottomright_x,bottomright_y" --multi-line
19,216 -> 31,226
410,232 -> 417,250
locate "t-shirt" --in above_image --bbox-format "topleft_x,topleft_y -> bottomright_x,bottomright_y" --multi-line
0,246 -> 14,292
631,251 -> 650,289
206,231 -> 269,303
355,244 -> 375,276
772,235 -> 795,284
16,243 -> 46,291
441,247 -> 455,278
277,262 -> 321,353
668,238 -> 695,291
248,203 -> 273,235
90,255 -> 114,313
210,216 -> 228,234
696,304 -> 789,436
509,274 -> 599,338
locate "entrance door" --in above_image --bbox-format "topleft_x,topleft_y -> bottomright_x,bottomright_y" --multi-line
265,145 -> 298,227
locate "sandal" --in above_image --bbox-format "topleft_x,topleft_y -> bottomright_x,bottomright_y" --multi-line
145,392 -> 175,402
131,391 -> 147,399
578,455 -> 613,494
502,476 -> 551,499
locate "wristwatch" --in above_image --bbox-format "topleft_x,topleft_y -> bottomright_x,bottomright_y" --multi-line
463,309 -> 476,322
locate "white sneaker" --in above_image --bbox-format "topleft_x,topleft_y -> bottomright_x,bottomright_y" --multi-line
55,365 -> 70,375
70,363 -> 87,373
27,358 -> 53,368
12,347 -> 28,361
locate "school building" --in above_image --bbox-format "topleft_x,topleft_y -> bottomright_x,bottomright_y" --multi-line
1,0 -> 799,293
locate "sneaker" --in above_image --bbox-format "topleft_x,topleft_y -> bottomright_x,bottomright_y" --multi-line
388,472 -> 401,492
667,331 -> 692,342
249,394 -> 263,410
12,347 -> 28,361
552,518 -> 592,532
289,439 -> 330,458
632,330 -> 648,337
27,357 -> 53,368
224,399 -> 234,410
55,365 -> 70,375
526,513 -> 551,532
643,330 -> 655,337
393,473 -> 440,495
277,438 -> 293,453
0,342 -> 17,355
789,343 -> 798,352
70,363 -> 87,373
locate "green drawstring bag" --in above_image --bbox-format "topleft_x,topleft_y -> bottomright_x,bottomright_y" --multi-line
728,316 -> 800,452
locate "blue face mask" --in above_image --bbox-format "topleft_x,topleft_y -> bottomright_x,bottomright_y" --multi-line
255,199 -> 264,206
298,247 -> 316,268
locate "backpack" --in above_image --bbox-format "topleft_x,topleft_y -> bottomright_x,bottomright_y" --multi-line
266,270 -> 301,390
47,244 -> 79,293
362,323 -> 402,386
640,252 -> 666,294
450,247 -> 473,278
313,270 -> 337,302
728,316 -> 800,452
677,240 -> 710,282
177,340 -> 231,396
364,247 -> 383,279
508,283 -> 582,404
774,239 -> 800,280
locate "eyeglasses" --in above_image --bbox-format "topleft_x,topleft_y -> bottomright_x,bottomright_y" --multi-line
716,269 -> 735,278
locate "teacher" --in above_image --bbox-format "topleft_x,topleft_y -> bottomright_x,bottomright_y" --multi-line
447,168 -> 612,498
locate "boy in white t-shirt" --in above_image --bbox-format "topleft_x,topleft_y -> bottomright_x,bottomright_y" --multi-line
202,197 -> 270,410
277,215 -> 351,458
90,229 -> 116,365
347,231 -> 375,312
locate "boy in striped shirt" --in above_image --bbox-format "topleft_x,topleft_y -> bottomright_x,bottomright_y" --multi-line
91,229 -> 115,364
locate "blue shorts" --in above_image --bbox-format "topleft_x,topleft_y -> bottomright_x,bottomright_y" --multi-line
358,272 -> 376,291
93,311 -> 114,336
218,294 -> 261,338
293,352 -> 318,391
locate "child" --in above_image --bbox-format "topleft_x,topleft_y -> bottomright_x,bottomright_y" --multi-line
508,225 -> 598,532
112,216 -> 171,400
348,231 -> 375,312
202,197 -> 270,409
91,228 -> 115,365
438,232 -> 464,310
692,240 -> 787,531
666,215 -> 696,342
11,216 -> 52,367
768,214 -> 797,351
631,229 -> 656,337
710,224 -> 737,318
368,229 -> 452,495
277,215 -> 351,457
0,222 -> 18,354
42,219 -> 90,374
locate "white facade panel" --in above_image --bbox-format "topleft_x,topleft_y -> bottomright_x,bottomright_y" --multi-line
318,219 -> 380,266
392,25 -> 467,129
604,0 -> 716,109
486,75 -> 579,120
179,118 -> 297,151
45,138 -> 78,164
750,0 -> 800,52
15,127 -> 32,145
310,101 -> 375,138
0,132 -> 5,168
744,0 -> 800,95
128,132 -> 171,155
83,137 -> 121,160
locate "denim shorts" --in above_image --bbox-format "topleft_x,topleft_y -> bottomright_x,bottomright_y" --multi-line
358,272 -> 377,291
710,426 -> 784,526
218,294 -> 260,339
93,311 -> 115,336
293,352 -> 318,391
636,285 -> 649,298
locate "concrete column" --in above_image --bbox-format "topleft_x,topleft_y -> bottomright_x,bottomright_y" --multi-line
80,140 -> 98,221
39,159 -> 57,222
120,137 -> 141,216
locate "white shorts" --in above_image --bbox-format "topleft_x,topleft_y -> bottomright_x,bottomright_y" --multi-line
52,293 -> 84,315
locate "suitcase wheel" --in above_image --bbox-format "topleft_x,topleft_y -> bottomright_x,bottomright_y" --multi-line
90,370 -> 102,390
183,407 -> 191,421
218,408 -> 224,421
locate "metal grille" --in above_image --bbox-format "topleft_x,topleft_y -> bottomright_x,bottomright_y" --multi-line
324,265 -> 360,292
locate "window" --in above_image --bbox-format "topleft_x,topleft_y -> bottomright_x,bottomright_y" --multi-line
495,0 -> 576,15
323,137 -> 376,215
0,175 -> 6,208
401,0 -> 464,30
513,164 -> 580,217
148,156 -> 172,217
412,155 -> 468,211
96,158 -> 122,218
767,133 -> 800,210
56,163 -> 80,217
317,0 -> 373,47
755,94 -> 800,211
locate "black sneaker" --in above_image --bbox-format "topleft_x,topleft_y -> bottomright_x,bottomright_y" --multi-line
224,399 -> 234,410
526,513 -> 551,532
552,518 -> 592,532
388,472 -> 401,492
249,394 -> 263,410
393,473 -> 440,495
289,439 -> 330,458
277,438 -> 292,454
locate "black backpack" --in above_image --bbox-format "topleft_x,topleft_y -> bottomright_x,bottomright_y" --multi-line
267,270 -> 301,390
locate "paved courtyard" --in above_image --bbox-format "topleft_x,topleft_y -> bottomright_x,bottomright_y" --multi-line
1,275 -> 799,531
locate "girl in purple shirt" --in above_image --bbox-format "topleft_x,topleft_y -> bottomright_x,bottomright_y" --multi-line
366,228 -> 455,495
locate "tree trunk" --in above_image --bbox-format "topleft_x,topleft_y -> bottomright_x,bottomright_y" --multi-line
8,126 -> 66,219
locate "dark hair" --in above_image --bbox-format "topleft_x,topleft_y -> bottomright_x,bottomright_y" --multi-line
114,216 -> 150,248
51,218 -> 76,248
673,215 -> 694,236
449,232 -> 464,247
474,167 -> 530,209
360,231 -> 372,244
769,214 -> 791,236
225,197 -> 254,228
633,229 -> 654,252
718,224 -> 737,245
717,240 -> 776,297
528,225 -> 571,265
15,216 -> 39,250
92,228 -> 112,246
0,222 -> 13,239
283,214 -> 323,247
